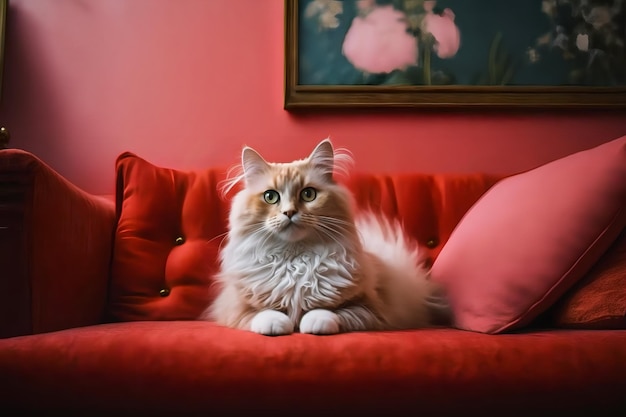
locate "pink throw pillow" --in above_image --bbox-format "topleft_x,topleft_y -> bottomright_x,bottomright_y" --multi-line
430,135 -> 626,334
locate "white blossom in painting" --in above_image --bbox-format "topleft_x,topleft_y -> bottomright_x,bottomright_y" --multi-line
305,0 -> 343,30
576,33 -> 589,52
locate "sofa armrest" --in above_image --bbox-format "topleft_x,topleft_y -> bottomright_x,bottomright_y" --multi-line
0,150 -> 116,338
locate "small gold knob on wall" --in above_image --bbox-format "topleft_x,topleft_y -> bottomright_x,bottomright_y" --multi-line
0,127 -> 9,148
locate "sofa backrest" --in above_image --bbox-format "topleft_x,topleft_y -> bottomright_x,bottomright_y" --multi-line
107,152 -> 502,322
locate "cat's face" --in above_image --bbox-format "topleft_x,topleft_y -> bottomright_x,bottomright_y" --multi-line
229,140 -> 354,244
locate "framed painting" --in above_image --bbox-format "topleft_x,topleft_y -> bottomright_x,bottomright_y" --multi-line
284,0 -> 626,110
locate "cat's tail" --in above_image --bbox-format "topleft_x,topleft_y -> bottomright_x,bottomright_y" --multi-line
356,212 -> 452,329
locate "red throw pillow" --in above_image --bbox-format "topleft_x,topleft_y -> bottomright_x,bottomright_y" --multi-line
430,135 -> 626,334
549,229 -> 626,330
107,153 -> 230,321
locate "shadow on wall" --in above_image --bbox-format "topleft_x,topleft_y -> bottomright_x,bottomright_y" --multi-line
0,2 -> 66,159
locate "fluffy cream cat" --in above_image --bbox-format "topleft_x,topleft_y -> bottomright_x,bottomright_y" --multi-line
204,139 -> 449,336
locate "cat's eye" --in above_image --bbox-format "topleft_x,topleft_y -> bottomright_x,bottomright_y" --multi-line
263,190 -> 280,204
300,187 -> 317,202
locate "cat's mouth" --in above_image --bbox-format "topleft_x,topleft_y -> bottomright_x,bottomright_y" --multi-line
277,219 -> 308,242
281,220 -> 300,230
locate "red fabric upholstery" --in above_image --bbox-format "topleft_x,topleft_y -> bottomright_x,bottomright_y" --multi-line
0,150 -> 115,337
108,152 -> 229,321
345,173 -> 502,262
2,148 -> 626,417
108,152 -> 501,322
1,321 -> 625,416
549,229 -> 626,329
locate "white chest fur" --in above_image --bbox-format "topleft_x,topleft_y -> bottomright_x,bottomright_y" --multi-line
222,241 -> 358,320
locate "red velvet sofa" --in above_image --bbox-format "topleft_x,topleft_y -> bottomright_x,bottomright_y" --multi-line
1,137 -> 625,417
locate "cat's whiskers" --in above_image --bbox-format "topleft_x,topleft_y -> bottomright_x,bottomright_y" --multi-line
316,215 -> 354,232
207,231 -> 230,253
302,218 -> 353,251
310,226 -> 346,251
312,217 -> 354,238
246,224 -> 277,256
229,222 -> 273,256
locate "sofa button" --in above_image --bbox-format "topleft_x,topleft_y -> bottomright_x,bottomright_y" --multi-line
159,288 -> 171,297
175,236 -> 185,245
426,238 -> 438,248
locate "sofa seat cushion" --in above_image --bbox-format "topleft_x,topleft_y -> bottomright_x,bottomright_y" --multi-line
0,322 -> 625,416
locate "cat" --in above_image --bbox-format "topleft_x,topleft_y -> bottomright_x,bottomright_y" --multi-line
203,138 -> 450,336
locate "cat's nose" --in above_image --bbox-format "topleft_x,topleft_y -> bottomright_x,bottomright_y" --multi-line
283,210 -> 297,219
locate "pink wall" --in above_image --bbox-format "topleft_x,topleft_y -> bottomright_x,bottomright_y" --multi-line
0,0 -> 624,195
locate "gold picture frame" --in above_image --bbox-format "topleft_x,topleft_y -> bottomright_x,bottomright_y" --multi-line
284,0 -> 626,110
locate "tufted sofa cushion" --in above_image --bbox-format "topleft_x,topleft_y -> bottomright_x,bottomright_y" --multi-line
108,153 -> 230,321
107,152 -> 500,322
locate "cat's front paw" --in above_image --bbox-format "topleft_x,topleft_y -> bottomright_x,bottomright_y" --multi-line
299,309 -> 340,335
250,310 -> 294,336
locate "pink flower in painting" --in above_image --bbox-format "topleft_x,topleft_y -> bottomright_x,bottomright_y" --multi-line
423,8 -> 461,59
342,5 -> 418,74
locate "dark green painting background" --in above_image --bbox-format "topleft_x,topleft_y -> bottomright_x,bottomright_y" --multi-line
298,0 -> 625,86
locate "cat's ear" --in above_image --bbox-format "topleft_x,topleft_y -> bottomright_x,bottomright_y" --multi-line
241,146 -> 270,186
308,138 -> 335,181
